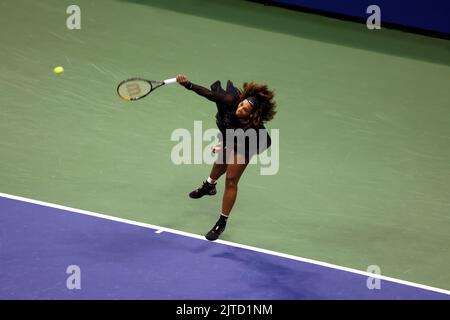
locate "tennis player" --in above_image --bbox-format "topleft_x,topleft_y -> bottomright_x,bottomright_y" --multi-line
176,75 -> 277,241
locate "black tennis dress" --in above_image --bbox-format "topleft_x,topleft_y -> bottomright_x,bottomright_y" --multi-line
183,80 -> 271,162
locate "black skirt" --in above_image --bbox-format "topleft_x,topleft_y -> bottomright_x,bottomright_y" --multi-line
216,128 -> 271,164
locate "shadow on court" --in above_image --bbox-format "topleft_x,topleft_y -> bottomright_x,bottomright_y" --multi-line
117,0 -> 450,66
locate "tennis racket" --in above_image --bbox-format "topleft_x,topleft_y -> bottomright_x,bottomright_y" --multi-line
117,77 -> 177,101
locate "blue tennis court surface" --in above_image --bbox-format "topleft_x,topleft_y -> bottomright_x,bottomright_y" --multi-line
0,194 -> 449,300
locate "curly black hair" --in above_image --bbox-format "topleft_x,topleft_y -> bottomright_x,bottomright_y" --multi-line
240,82 -> 277,127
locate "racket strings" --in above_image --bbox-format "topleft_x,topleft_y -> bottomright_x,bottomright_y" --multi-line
117,78 -> 152,100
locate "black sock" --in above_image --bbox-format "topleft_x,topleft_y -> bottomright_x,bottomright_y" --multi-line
218,214 -> 228,225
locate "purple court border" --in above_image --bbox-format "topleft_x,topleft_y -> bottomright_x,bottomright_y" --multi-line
0,194 -> 449,300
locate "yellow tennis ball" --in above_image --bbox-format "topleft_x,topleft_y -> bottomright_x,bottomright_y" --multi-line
54,66 -> 64,75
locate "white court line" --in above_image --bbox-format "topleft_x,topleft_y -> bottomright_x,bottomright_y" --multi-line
0,192 -> 449,296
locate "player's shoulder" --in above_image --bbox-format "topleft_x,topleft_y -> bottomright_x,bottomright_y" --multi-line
210,80 -> 240,94
210,80 -> 223,92
226,80 -> 240,96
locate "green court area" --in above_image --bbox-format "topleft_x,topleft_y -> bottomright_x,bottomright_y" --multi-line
1,0 -> 449,290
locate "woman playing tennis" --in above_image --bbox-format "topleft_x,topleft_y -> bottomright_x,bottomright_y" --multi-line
176,75 -> 277,241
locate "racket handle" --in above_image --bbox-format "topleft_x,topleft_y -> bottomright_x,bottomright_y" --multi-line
163,78 -> 177,85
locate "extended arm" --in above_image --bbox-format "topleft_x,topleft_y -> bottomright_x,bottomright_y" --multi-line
176,75 -> 234,105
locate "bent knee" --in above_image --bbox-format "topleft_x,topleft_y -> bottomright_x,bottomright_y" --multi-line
225,175 -> 239,188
